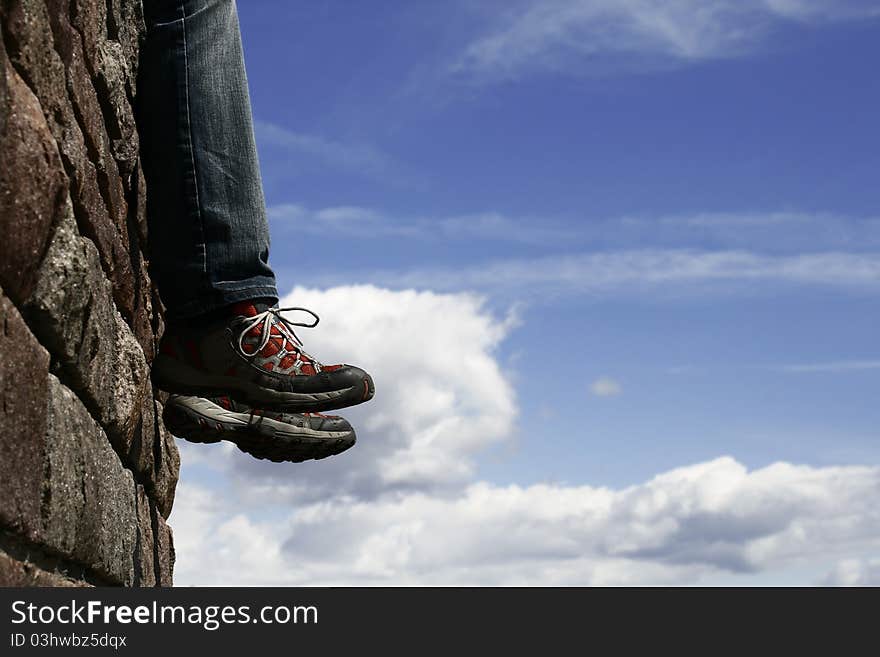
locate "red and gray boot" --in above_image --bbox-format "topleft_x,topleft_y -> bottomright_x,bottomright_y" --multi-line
153,302 -> 375,413
163,394 -> 356,463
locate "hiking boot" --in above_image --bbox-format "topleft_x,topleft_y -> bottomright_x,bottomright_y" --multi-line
163,394 -> 356,463
152,302 -> 375,413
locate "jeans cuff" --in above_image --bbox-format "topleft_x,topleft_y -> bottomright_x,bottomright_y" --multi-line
166,282 -> 280,321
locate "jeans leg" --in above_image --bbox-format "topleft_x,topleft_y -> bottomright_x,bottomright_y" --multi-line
138,0 -> 278,321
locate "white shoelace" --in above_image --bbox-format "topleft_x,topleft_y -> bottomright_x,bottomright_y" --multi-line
237,306 -> 322,372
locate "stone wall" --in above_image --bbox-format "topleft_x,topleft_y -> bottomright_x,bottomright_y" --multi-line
0,0 -> 177,587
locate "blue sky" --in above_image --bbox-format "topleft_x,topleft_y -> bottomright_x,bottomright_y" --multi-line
171,0 -> 880,586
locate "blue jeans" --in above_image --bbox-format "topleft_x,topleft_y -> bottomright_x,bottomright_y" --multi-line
138,0 -> 278,321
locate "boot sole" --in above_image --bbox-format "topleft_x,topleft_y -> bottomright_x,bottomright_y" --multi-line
163,395 -> 356,463
153,355 -> 375,413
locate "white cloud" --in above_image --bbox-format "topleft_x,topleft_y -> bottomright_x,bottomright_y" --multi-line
591,377 -> 623,397
263,206 -> 880,299
267,205 -> 880,254
451,0 -> 880,82
172,456 -> 880,585
198,285 -> 519,502
168,285 -> 880,586
340,249 -> 880,300
822,557 -> 880,585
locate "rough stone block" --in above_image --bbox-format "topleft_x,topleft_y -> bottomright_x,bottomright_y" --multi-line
0,0 -> 69,133
2,0 -> 138,328
0,290 -> 50,541
2,0 -> 175,589
22,197 -> 94,363
133,159 -> 148,244
0,30 -> 5,141
151,400 -> 180,519
0,35 -> 67,305
24,201 -> 151,457
152,503 -> 175,587
133,485 -> 155,587
68,0 -> 108,76
106,0 -> 145,90
42,375 -> 138,585
47,2 -> 131,234
95,39 -> 138,179
129,245 -> 156,362
0,549 -> 90,587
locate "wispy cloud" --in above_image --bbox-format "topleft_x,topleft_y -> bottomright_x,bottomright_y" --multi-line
312,249 -> 880,299
778,360 -> 880,373
268,204 -> 421,238
254,121 -> 415,186
268,205 -> 880,252
450,0 -> 880,82
267,204 -> 579,244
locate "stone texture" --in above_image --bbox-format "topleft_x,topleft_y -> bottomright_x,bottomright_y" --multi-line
2,0 -> 143,343
1,0 -> 176,588
153,502 -> 175,588
128,244 -> 157,361
95,39 -> 138,180
0,1 -> 69,131
0,30 -> 5,147
151,400 -> 180,519
0,31 -> 67,305
133,485 -> 155,587
0,289 -> 50,542
68,0 -> 108,75
42,374 -> 138,586
105,0 -> 145,90
0,549 -> 90,587
48,1 -> 156,360
23,198 -> 152,458
47,2 -> 131,251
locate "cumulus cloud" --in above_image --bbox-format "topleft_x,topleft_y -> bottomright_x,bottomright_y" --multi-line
190,285 -> 518,503
172,456 -> 880,585
451,0 -> 880,82
591,377 -> 622,397
167,285 -> 880,586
